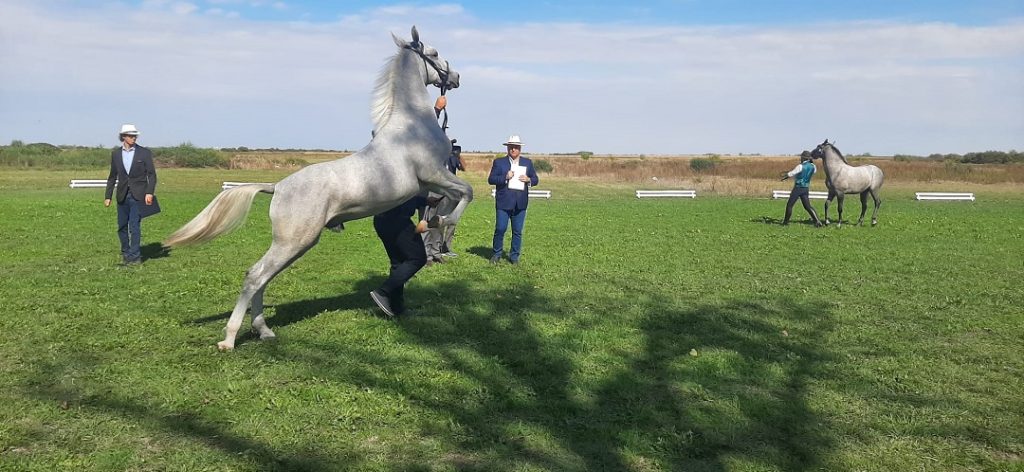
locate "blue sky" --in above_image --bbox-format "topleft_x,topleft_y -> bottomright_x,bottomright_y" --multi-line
1,0 -> 1022,155
205,1 -> 1022,26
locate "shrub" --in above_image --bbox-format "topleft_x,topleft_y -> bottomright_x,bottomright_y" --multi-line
155,142 -> 229,168
0,143 -> 109,168
690,155 -> 720,173
579,151 -> 593,160
534,159 -> 553,173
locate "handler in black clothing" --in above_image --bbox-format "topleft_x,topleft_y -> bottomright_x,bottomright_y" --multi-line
370,196 -> 428,317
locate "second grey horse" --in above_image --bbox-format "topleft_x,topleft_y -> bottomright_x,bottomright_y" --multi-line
164,27 -> 472,351
810,139 -> 884,227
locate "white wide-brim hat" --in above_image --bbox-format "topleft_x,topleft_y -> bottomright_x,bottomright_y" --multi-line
503,135 -> 523,146
119,124 -> 140,136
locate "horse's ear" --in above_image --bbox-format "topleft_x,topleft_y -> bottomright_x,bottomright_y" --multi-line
411,25 -> 420,45
392,32 -> 406,49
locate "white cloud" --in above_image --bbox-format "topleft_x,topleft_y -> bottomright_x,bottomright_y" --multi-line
0,1 -> 1021,154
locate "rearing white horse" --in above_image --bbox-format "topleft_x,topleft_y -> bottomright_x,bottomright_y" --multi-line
164,26 -> 473,351
810,139 -> 883,227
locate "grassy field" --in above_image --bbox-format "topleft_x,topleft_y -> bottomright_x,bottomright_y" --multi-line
1,168 -> 1022,471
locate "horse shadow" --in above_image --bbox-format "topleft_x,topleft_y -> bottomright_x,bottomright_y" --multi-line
187,276 -> 387,347
141,242 -> 171,261
279,277 -> 845,470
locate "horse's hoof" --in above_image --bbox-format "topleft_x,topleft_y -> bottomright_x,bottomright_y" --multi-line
428,215 -> 444,228
259,333 -> 277,341
217,341 -> 234,352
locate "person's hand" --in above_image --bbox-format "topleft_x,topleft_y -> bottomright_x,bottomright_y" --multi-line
434,96 -> 447,111
104,198 -> 111,207
518,175 -> 530,183
145,194 -> 154,205
506,170 -> 515,180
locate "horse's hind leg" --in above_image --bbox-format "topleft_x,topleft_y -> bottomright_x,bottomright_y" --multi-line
219,237 -> 319,351
835,194 -> 845,228
250,287 -> 273,340
870,189 -> 882,226
857,191 -> 869,226
823,192 -> 835,225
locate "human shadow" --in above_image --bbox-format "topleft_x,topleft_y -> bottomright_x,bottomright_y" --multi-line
753,216 -> 820,226
465,245 -> 493,260
141,242 -> 171,261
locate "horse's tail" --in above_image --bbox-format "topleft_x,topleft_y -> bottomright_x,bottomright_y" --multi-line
164,183 -> 275,248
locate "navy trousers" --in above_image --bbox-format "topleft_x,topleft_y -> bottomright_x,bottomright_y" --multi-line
784,186 -> 821,225
373,214 -> 427,312
117,194 -> 142,261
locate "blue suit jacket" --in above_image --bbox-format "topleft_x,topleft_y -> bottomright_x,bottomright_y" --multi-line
105,145 -> 157,203
488,155 -> 539,211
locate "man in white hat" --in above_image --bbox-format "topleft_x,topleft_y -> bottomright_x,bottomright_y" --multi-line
104,124 -> 158,265
486,134 -> 539,264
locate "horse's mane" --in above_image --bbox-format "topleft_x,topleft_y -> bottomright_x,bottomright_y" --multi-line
826,142 -> 851,165
370,50 -> 405,133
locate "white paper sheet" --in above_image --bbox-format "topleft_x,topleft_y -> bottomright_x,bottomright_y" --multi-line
508,164 -> 528,190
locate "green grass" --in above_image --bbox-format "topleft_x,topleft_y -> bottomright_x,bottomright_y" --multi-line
1,169 -> 1022,471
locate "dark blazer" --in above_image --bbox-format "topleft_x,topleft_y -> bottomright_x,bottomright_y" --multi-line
105,145 -> 157,203
488,155 -> 539,211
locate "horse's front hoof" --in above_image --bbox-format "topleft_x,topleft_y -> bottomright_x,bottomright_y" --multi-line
217,341 -> 235,352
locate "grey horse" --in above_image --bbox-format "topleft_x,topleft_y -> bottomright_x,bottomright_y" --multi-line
164,26 -> 472,351
810,139 -> 883,227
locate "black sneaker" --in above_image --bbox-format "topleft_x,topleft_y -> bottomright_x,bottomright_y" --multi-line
370,290 -> 397,318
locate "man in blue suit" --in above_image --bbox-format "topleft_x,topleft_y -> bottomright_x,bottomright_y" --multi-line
104,124 -> 157,266
487,135 -> 539,265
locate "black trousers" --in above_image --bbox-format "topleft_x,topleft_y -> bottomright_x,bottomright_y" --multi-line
784,186 -> 821,224
373,214 -> 427,311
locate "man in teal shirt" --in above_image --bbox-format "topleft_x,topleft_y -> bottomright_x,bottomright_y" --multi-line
781,151 -> 823,226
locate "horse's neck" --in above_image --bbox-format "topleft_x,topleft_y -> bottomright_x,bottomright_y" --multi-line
372,51 -> 434,134
822,149 -> 850,177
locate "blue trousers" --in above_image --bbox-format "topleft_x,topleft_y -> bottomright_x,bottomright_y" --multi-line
493,208 -> 527,262
117,194 -> 142,261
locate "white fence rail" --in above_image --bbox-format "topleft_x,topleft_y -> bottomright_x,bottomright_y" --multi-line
635,189 -> 697,198
772,190 -> 829,200
222,181 -> 272,190
915,192 -> 975,201
69,179 -> 108,188
490,189 -> 551,199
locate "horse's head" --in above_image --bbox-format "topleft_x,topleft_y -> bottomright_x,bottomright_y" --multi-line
810,139 -> 833,160
392,26 -> 460,92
